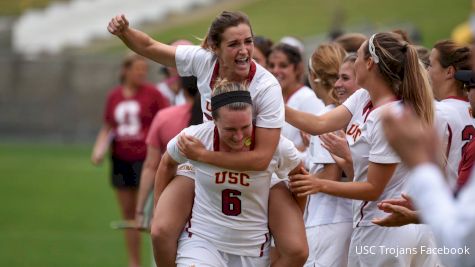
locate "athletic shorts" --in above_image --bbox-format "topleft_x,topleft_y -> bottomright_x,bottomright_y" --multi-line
111,156 -> 143,188
176,162 -> 195,180
305,222 -> 353,267
177,232 -> 270,267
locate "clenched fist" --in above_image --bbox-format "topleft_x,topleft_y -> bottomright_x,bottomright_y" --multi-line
107,14 -> 129,36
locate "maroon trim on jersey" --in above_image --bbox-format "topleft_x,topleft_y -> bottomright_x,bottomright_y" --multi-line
185,219 -> 192,238
283,85 -> 303,104
213,126 -> 220,151
456,138 -> 475,195
213,125 -> 256,152
209,61 -> 257,90
204,113 -> 213,121
259,233 -> 269,257
446,124 -> 453,158
356,201 -> 369,227
446,96 -> 469,102
362,101 -> 373,123
209,62 -> 220,90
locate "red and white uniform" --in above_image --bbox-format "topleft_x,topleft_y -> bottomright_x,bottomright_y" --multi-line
175,45 -> 284,129
167,121 -> 300,263
439,97 -> 475,189
343,89 -> 440,267
104,84 -> 169,161
304,104 -> 353,267
283,85 -> 324,149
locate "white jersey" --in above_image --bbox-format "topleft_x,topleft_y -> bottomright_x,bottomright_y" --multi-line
167,121 -> 301,257
343,89 -> 408,227
283,85 -> 324,148
305,104 -> 352,227
175,45 -> 284,128
156,81 -> 186,106
439,97 -> 475,189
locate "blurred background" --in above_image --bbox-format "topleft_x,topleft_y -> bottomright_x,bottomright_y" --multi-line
0,0 -> 471,266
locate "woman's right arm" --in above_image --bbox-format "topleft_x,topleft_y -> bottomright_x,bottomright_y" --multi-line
91,124 -> 112,165
285,104 -> 352,135
108,14 -> 177,67
153,152 -> 178,207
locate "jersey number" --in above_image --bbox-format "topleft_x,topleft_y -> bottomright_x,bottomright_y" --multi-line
115,101 -> 141,136
222,189 -> 241,216
461,125 -> 475,155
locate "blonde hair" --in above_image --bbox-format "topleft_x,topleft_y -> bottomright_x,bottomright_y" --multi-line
310,42 -> 346,105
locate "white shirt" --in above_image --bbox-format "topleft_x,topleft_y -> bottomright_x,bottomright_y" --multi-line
156,81 -> 186,106
408,163 -> 475,267
167,121 -> 301,256
343,89 -> 408,227
175,45 -> 284,128
305,104 -> 353,227
440,97 -> 475,189
283,85 -> 324,148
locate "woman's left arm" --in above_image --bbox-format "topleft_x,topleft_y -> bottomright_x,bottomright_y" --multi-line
290,162 -> 397,201
179,127 -> 280,171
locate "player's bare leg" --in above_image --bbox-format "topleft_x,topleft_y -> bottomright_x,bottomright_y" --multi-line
115,188 -> 141,267
269,182 -> 308,267
150,175 -> 194,267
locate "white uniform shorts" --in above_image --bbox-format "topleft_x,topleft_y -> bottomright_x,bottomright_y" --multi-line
176,232 -> 270,267
304,222 -> 353,267
176,162 -> 195,180
347,224 -> 442,267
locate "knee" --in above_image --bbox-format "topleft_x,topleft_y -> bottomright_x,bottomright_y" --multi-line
150,220 -> 172,244
277,238 -> 309,265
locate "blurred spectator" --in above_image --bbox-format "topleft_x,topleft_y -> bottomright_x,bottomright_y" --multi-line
280,35 -> 305,54
253,35 -> 273,69
334,33 -> 367,53
91,53 -> 169,267
157,39 -> 194,105
135,76 -> 202,228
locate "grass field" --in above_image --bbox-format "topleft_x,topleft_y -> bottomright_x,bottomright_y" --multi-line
0,143 -> 152,267
97,0 -> 470,54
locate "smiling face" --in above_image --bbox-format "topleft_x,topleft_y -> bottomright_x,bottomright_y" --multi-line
215,106 -> 253,152
214,23 -> 254,81
335,61 -> 359,103
268,50 -> 300,91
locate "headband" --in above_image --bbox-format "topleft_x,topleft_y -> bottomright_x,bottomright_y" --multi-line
211,90 -> 252,112
369,34 -> 380,64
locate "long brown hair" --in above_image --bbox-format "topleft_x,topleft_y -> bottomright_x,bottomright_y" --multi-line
201,11 -> 253,50
433,40 -> 472,92
363,32 -> 434,125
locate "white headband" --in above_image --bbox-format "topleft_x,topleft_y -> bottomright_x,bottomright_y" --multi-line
369,34 -> 380,64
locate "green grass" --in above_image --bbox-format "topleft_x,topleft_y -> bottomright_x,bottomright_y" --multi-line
0,143 -> 152,267
0,0 -> 69,16
99,0 -> 469,53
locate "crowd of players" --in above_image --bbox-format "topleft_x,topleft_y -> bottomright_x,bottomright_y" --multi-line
92,10 -> 475,267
